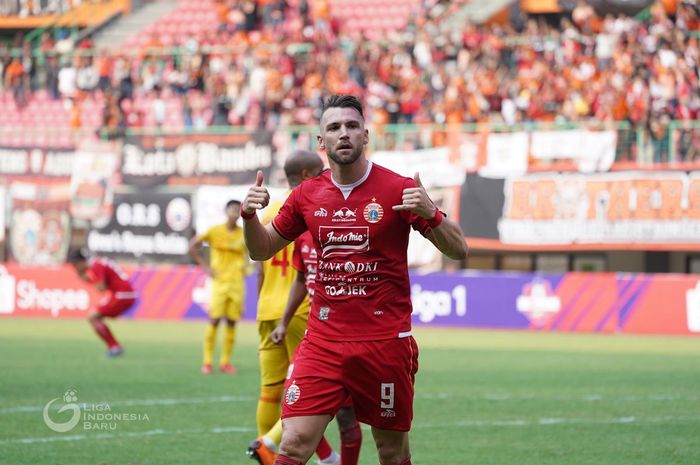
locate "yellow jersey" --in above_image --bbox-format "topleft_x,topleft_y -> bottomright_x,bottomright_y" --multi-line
257,198 -> 310,321
200,224 -> 247,285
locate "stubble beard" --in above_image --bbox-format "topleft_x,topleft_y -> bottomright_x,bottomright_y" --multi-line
327,145 -> 363,165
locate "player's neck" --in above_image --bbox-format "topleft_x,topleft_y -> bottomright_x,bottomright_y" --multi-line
226,221 -> 238,230
329,157 -> 369,186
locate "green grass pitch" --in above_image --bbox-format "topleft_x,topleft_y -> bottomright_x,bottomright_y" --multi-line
1,319 -> 699,465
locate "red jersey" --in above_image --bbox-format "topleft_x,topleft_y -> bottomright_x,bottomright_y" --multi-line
87,258 -> 136,299
273,163 -> 433,341
292,231 -> 318,302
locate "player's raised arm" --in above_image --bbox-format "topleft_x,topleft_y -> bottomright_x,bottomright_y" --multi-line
392,172 -> 469,261
242,170 -> 291,260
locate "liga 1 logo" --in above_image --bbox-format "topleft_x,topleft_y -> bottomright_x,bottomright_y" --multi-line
43,389 -> 149,432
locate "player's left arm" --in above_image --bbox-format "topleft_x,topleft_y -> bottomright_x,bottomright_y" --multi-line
392,173 -> 468,261
86,265 -> 108,292
269,271 -> 308,344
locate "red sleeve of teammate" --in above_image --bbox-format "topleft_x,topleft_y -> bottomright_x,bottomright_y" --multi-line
272,186 -> 307,241
398,177 -> 439,237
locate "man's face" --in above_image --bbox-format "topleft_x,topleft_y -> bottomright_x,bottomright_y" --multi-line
226,204 -> 241,223
318,107 -> 368,166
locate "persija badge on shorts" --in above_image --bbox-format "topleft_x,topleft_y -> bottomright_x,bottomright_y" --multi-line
363,198 -> 384,224
285,382 -> 301,405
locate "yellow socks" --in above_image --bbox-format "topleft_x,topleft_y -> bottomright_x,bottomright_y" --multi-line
219,325 -> 237,366
202,323 -> 217,366
256,385 -> 283,436
265,419 -> 284,447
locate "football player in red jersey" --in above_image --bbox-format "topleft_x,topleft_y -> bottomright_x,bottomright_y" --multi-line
269,226 -> 362,465
68,249 -> 137,357
241,95 -> 468,465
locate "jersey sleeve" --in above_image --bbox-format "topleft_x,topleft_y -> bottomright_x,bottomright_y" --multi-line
199,226 -> 213,243
271,186 -> 307,241
87,262 -> 106,286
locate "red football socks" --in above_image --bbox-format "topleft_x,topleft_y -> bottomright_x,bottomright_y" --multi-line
90,319 -> 119,348
315,436 -> 333,460
340,422 -> 362,465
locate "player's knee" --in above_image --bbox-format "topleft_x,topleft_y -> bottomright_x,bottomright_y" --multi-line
225,318 -> 236,327
259,384 -> 283,402
374,437 -> 409,465
278,429 -> 316,461
209,318 -> 221,326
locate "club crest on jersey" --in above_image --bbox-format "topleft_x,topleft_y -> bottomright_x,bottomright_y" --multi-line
285,382 -> 301,405
363,199 -> 384,224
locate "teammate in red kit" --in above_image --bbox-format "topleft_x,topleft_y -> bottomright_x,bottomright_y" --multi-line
68,249 -> 137,357
241,95 -> 468,465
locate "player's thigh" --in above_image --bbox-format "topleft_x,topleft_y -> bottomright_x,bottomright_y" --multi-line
282,337 -> 347,419
98,298 -> 135,318
208,287 -> 228,320
344,337 -> 419,432
284,313 -> 308,360
224,290 -> 243,321
258,320 -> 291,386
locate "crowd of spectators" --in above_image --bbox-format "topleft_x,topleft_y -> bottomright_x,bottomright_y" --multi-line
0,0 -> 698,160
0,0 -> 92,17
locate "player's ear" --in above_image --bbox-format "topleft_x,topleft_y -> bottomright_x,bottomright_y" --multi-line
363,129 -> 368,146
317,135 -> 325,150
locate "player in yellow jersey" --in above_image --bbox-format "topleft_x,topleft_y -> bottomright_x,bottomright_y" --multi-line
247,151 -> 342,465
189,199 -> 247,375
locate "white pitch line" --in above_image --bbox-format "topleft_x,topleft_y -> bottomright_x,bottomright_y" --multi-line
412,414 -> 700,430
3,415 -> 700,446
415,393 -> 700,402
0,425 -> 255,446
3,392 -> 698,416
0,395 -> 255,415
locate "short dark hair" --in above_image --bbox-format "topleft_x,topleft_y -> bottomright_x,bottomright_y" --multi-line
67,248 -> 88,263
322,95 -> 364,119
226,199 -> 241,209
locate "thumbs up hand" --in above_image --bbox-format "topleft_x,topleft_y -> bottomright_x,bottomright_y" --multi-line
242,170 -> 270,214
391,172 -> 437,219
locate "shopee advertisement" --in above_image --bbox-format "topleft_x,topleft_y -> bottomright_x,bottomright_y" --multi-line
1,264 -> 698,336
0,264 -> 99,318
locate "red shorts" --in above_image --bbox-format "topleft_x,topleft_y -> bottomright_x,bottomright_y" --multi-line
281,334 -> 419,431
98,297 -> 135,318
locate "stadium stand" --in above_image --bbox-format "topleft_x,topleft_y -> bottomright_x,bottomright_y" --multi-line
0,0 -> 697,160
